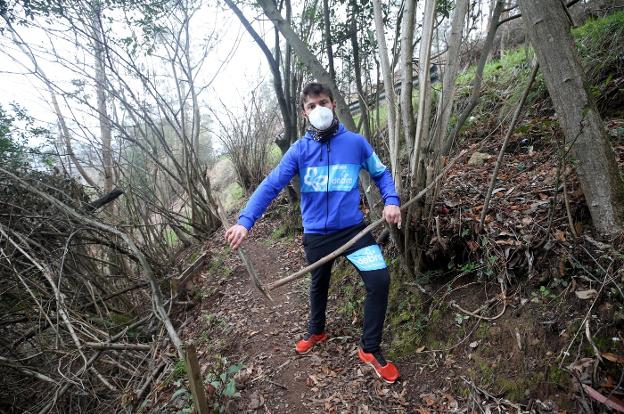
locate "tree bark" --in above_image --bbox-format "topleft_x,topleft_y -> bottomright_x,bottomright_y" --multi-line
443,0 -> 504,156
399,0 -> 416,157
410,0 -> 437,174
349,3 -> 370,140
518,0 -> 624,235
90,4 -> 114,194
431,0 -> 469,155
371,0 -> 400,182
322,0 -> 336,82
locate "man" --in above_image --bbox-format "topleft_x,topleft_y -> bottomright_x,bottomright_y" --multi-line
225,82 -> 401,383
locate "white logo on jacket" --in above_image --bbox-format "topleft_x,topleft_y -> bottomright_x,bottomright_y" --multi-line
303,167 -> 328,192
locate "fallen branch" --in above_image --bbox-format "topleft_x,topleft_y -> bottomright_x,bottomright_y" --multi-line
136,361 -> 166,402
582,384 -> 624,412
451,299 -> 507,321
0,356 -> 57,384
177,252 -> 208,285
461,375 -> 523,410
267,150 -> 468,291
84,188 -> 124,212
83,342 -> 152,351
584,319 -> 603,364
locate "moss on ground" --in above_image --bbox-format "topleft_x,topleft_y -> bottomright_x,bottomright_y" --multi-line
386,260 -> 426,358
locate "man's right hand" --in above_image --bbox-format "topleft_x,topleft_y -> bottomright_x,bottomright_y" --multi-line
225,224 -> 248,250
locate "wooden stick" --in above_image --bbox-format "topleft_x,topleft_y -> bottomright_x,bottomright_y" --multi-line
267,150 -> 467,291
84,187 -> 124,212
178,252 -> 208,285
0,356 -> 57,384
83,342 -> 151,351
136,361 -> 166,402
215,198 -> 273,302
183,343 -> 210,414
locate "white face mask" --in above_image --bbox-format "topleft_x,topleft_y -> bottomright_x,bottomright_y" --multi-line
308,106 -> 334,131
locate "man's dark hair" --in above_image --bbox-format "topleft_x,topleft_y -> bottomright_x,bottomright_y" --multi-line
300,82 -> 334,110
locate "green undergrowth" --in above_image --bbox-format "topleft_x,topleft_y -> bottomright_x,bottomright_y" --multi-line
574,11 -> 624,80
266,202 -> 302,240
455,10 -> 624,130
267,144 -> 282,168
574,11 -> 624,112
205,248 -> 234,282
462,320 -> 572,404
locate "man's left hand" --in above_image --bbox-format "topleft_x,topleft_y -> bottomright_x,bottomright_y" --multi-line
383,205 -> 402,228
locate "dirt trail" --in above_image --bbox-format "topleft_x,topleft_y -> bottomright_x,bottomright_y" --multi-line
178,210 -> 586,413
191,223 -> 420,413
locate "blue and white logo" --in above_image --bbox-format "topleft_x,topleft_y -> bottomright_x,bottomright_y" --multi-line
346,245 -> 387,271
301,164 -> 359,192
302,167 -> 328,192
362,152 -> 387,177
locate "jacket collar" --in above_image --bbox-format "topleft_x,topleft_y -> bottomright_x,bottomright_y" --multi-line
304,123 -> 346,141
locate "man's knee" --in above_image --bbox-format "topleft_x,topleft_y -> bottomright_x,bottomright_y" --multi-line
364,269 -> 390,294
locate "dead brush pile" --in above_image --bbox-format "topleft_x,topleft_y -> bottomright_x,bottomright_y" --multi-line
0,169 -> 191,413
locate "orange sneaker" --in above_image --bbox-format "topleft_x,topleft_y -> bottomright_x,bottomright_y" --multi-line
358,348 -> 400,384
295,332 -> 328,354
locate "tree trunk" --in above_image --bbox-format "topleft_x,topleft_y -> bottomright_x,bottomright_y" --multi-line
399,0 -> 416,158
256,0 -> 356,131
322,0 -> 336,82
371,0 -> 400,183
518,0 -> 624,235
409,0 -> 436,174
349,10 -> 370,140
443,0 -> 503,156
431,0 -> 469,156
90,5 -> 114,194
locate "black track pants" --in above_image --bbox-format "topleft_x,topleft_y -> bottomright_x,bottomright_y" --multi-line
302,222 -> 390,354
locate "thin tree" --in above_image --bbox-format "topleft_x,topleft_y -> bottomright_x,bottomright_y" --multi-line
517,0 -> 624,235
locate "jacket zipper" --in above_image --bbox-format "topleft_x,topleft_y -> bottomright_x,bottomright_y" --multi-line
324,140 -> 330,233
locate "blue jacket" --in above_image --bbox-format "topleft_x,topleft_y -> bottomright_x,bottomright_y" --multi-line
237,124 -> 400,234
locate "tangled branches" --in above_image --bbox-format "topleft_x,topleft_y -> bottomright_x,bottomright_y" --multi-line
0,169 -> 188,413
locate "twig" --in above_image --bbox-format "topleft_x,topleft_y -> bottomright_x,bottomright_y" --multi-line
559,267 -> 610,366
585,319 -> 603,364
266,379 -> 288,390
461,376 -> 523,410
90,366 -> 116,391
562,173 -> 577,237
267,150 -> 468,291
215,198 -> 273,302
0,225 -> 90,368
83,342 -> 152,351
451,281 -> 508,321
0,356 -> 58,384
136,362 -> 166,402
452,299 -> 507,321
479,62 -> 539,232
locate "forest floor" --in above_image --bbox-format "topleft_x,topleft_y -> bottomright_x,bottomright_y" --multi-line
160,215 -> 607,414
141,115 -> 624,414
